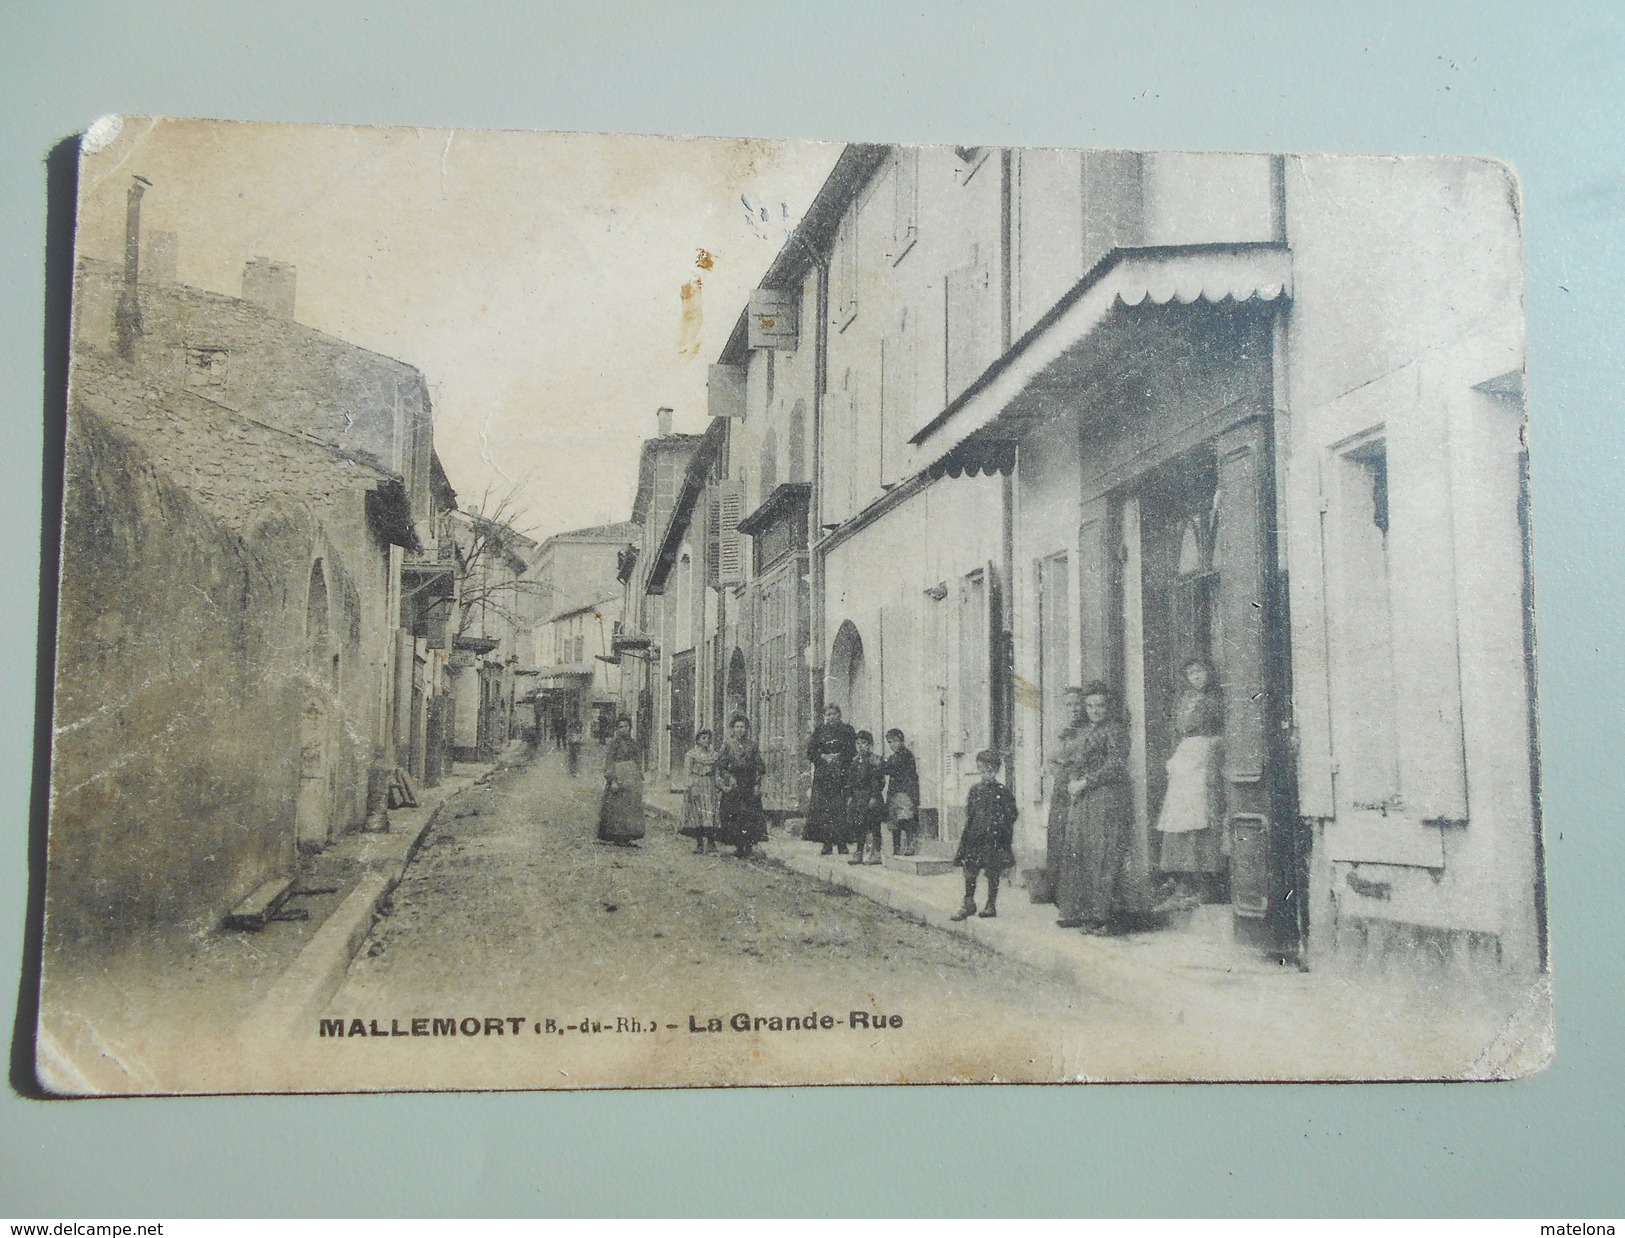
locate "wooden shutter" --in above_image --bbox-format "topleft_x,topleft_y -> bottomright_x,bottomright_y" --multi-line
1076,497 -> 1113,685
1214,418 -> 1270,782
945,263 -> 990,402
716,479 -> 746,586
1290,450 -> 1336,819
704,489 -> 720,589
1388,392 -> 1468,822
890,148 -> 919,263
956,571 -> 990,753
708,364 -> 746,419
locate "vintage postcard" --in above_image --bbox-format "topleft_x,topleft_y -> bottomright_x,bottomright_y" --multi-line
36,118 -> 1550,1094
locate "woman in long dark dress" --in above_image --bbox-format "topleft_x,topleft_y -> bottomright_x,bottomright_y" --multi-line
596,715 -> 646,846
715,715 -> 768,858
1041,686 -> 1086,902
804,703 -> 856,855
1056,683 -> 1135,933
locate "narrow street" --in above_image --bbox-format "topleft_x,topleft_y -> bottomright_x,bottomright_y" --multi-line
319,743 -> 1123,1089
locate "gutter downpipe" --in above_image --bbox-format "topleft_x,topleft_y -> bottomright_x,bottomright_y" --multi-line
999,148 -> 1018,790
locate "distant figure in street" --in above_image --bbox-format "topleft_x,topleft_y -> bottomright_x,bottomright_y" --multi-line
881,728 -> 920,857
715,715 -> 767,859
951,750 -> 1018,921
596,715 -> 645,847
1055,682 -> 1134,933
1154,658 -> 1225,905
845,730 -> 886,865
805,703 -> 856,855
681,728 -> 720,854
1041,686 -> 1088,903
565,713 -> 584,778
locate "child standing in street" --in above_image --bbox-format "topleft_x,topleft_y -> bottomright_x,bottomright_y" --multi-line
846,730 -> 887,865
881,728 -> 920,856
681,729 -> 720,854
951,750 -> 1018,921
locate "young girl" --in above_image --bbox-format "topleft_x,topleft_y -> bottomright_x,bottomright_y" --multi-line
1154,658 -> 1225,903
881,728 -> 920,856
681,729 -> 720,854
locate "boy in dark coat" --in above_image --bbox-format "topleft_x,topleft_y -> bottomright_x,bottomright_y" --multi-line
951,750 -> 1018,920
845,730 -> 887,865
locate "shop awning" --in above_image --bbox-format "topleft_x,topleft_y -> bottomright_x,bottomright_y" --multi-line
911,242 -> 1291,470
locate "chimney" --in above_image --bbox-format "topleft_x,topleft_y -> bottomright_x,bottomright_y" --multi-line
143,230 -> 178,284
656,406 -> 674,438
115,174 -> 152,358
242,257 -> 296,318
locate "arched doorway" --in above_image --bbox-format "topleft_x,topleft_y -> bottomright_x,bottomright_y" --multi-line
296,560 -> 334,851
828,619 -> 872,731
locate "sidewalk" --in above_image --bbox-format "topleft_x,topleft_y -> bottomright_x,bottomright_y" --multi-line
757,835 -> 1304,1015
240,760 -> 496,1044
753,832 -> 1550,1078
548,782 -> 1547,1078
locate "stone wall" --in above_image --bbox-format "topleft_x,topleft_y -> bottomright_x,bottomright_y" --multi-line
46,394 -> 376,952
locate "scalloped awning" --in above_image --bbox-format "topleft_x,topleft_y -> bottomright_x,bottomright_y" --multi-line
911,243 -> 1292,465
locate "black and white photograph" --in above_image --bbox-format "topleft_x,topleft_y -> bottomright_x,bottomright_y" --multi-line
37,118 -> 1549,1093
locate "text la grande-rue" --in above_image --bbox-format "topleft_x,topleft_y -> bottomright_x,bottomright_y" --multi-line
690,1010 -> 904,1033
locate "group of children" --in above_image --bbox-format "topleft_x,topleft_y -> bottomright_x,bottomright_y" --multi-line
836,727 -> 923,865
804,705 -> 1016,921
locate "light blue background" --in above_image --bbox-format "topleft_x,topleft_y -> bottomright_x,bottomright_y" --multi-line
3,1 -> 1621,1218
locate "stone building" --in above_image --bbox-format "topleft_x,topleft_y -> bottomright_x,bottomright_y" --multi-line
48,197 -> 454,950
692,145 -> 1538,976
445,509 -> 537,762
529,522 -> 636,743
613,414 -> 703,773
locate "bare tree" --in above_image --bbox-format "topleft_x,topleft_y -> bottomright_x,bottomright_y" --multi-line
448,483 -> 544,645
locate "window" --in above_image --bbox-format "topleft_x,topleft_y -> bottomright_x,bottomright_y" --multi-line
184,345 -> 229,390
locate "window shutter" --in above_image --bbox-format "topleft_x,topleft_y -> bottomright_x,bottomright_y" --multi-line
1076,498 -> 1113,685
945,264 -> 990,402
708,364 -> 746,418
890,148 -> 919,263
716,479 -> 746,586
1388,394 -> 1468,822
704,490 -> 720,589
986,558 -> 1006,756
1290,452 -> 1336,820
1213,418 -> 1270,781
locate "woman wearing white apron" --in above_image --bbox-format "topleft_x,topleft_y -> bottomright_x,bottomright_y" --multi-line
1154,659 -> 1225,904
